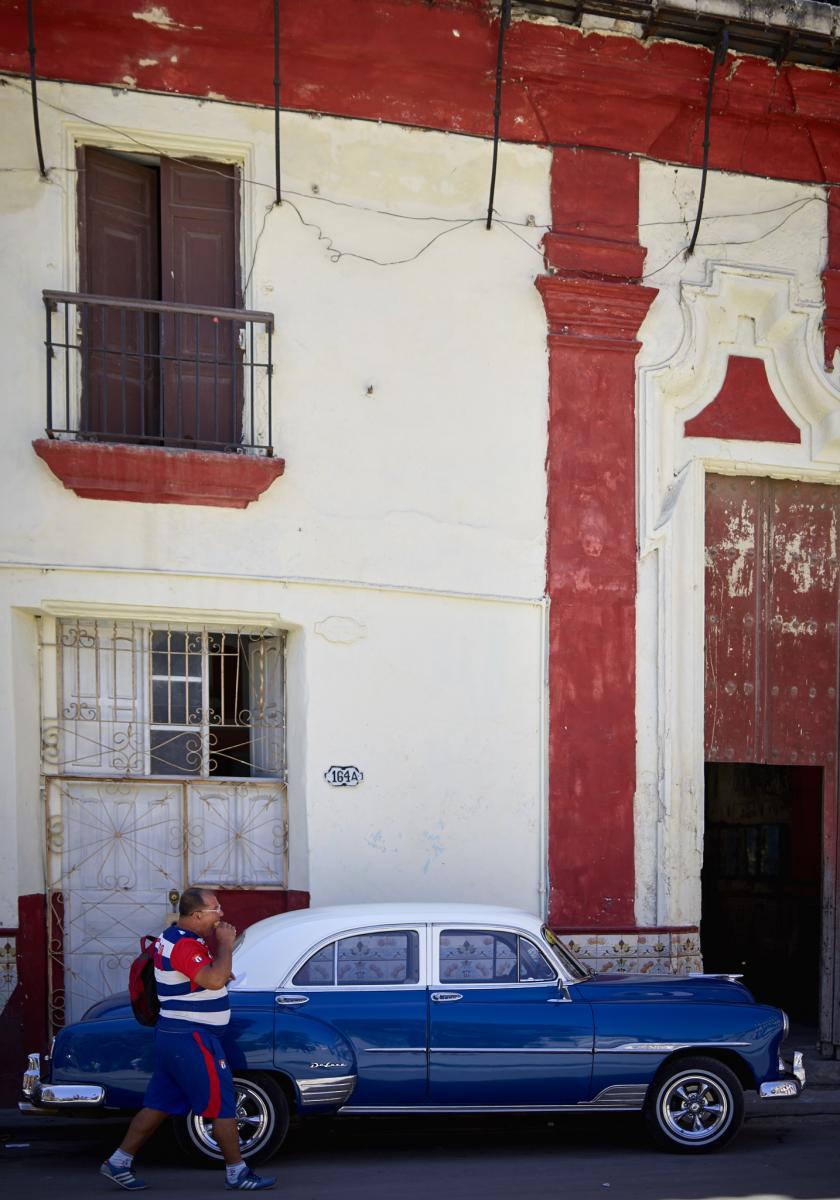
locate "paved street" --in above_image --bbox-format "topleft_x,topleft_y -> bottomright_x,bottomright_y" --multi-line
2,1112 -> 839,1200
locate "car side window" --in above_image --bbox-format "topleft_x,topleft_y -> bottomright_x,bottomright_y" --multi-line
292,930 -> 420,987
439,930 -> 556,984
293,942 -> 335,986
439,929 -> 517,982
518,937 -> 556,982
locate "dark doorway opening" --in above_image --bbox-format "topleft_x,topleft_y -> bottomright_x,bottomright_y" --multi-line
702,762 -> 822,1022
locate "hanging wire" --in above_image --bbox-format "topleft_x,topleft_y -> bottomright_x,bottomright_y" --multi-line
273,0 -> 282,206
686,29 -> 729,258
486,0 -> 512,231
25,0 -> 47,177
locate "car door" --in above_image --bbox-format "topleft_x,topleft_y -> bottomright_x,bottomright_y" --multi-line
428,925 -> 594,1107
275,924 -> 428,1107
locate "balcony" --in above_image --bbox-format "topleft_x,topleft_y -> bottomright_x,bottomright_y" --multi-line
34,291 -> 285,508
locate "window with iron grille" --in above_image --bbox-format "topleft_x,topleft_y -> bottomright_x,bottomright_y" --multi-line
50,619 -> 285,779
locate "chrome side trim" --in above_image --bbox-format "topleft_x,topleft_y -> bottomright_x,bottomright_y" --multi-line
339,1102 -> 645,1115
362,1047 -> 426,1054
431,1047 -> 592,1054
298,1075 -> 356,1107
587,1084 -> 647,1109
38,1084 -> 105,1105
596,1041 -> 750,1053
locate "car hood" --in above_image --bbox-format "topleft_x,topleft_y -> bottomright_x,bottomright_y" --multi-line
573,973 -> 756,1004
80,991 -> 134,1021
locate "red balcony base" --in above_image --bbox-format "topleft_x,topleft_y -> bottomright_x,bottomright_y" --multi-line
33,438 -> 285,508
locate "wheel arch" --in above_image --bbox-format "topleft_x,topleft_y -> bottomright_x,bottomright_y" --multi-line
656,1047 -> 756,1093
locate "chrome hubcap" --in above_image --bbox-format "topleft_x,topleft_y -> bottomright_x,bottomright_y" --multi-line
190,1081 -> 273,1156
660,1073 -> 731,1142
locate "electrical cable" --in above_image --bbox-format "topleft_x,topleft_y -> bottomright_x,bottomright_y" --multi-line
686,30 -> 729,258
486,0 -> 511,231
0,74 -> 831,282
273,0 -> 282,206
25,0 -> 46,177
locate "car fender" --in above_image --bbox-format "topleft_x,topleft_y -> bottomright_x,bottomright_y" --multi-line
589,1000 -> 783,1096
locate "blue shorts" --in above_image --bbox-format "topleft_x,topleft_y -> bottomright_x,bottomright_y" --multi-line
144,1028 -> 236,1120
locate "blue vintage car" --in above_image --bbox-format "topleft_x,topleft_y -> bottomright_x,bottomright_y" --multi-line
21,903 -> 804,1160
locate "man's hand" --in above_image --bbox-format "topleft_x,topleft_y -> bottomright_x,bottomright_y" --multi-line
215,921 -> 237,947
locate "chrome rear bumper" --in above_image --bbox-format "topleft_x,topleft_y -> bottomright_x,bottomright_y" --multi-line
759,1050 -> 805,1099
22,1051 -> 105,1110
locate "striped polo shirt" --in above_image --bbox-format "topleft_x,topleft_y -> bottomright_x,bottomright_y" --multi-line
153,926 -> 230,1032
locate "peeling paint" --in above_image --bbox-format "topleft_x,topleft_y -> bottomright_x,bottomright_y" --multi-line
722,502 -> 755,598
131,7 -> 202,32
137,58 -> 159,67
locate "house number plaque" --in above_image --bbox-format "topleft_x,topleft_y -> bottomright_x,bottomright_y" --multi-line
324,765 -> 364,787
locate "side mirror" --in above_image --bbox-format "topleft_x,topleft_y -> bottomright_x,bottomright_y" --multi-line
549,980 -> 572,1003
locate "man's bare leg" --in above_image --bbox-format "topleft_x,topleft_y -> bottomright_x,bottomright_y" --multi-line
212,1116 -> 243,1166
119,1107 -> 169,1155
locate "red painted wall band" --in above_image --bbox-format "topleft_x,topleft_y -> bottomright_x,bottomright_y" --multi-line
1,2 -> 840,184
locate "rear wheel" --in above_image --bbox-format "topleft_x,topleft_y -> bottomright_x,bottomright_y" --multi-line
173,1072 -> 291,1167
644,1056 -> 744,1153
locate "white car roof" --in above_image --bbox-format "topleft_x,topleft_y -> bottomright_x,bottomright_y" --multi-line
231,902 -> 547,991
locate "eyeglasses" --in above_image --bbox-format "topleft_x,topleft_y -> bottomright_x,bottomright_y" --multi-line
197,906 -> 223,915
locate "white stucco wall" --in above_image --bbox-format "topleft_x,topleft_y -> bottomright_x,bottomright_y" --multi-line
634,159 -> 837,928
0,79 -> 551,923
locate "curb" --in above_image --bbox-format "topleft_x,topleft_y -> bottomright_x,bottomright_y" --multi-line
2,1090 -> 840,1140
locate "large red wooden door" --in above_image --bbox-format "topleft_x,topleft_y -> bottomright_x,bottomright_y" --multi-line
705,475 -> 840,1052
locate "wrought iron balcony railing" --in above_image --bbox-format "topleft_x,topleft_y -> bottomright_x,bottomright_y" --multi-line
43,291 -> 275,456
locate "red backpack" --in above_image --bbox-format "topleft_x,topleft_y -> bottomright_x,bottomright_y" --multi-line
128,935 -> 160,1027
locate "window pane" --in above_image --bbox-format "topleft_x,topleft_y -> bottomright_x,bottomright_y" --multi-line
518,937 -> 556,982
337,931 -> 419,985
292,943 -> 335,986
150,728 -> 202,775
152,650 -> 186,676
439,929 -> 517,983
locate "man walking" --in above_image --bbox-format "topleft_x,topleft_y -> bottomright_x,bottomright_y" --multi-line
100,887 -> 275,1191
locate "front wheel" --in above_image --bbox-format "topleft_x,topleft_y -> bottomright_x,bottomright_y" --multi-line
173,1072 -> 291,1167
644,1056 -> 744,1153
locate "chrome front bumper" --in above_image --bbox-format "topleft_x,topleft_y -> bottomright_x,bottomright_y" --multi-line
21,1051 -> 105,1111
759,1050 -> 805,1099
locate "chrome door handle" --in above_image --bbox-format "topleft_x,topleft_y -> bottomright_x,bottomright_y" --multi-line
275,994 -> 309,1005
431,992 -> 463,1003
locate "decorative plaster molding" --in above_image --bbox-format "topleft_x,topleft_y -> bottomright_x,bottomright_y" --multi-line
635,259 -> 840,929
639,262 -> 840,556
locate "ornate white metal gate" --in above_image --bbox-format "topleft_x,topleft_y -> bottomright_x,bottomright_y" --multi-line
40,617 -> 287,1028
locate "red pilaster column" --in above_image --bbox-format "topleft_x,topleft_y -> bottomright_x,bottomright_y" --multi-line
537,148 -> 657,928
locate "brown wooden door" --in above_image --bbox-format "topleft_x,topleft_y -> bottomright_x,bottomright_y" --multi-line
79,148 -> 160,439
160,159 -> 240,448
705,474 -> 840,1052
79,150 -> 239,448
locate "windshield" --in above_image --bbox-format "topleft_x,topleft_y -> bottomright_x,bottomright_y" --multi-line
541,925 -> 591,981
